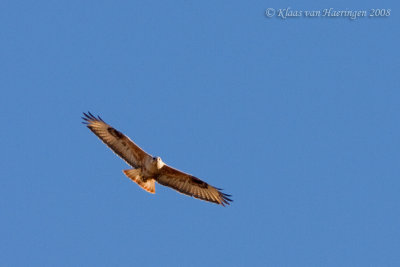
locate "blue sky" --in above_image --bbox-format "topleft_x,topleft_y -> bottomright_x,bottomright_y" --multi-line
1,0 -> 399,266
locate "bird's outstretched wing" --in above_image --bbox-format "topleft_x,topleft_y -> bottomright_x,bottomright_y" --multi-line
156,165 -> 232,206
82,112 -> 151,168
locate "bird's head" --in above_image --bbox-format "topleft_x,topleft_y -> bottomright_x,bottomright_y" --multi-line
153,156 -> 165,169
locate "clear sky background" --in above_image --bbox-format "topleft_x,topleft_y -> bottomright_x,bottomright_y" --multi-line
1,0 -> 399,266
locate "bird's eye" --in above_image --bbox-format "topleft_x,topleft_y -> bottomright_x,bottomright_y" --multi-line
153,157 -> 156,160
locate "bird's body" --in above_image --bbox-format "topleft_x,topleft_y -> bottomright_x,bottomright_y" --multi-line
82,112 -> 232,206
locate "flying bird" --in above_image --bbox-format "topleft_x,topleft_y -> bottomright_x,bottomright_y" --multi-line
82,112 -> 232,206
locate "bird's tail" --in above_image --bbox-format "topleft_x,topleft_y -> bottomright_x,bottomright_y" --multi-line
123,168 -> 155,194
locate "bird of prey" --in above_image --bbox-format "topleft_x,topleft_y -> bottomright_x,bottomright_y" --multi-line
82,112 -> 232,206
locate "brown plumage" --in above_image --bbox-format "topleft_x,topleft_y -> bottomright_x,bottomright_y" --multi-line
82,112 -> 232,206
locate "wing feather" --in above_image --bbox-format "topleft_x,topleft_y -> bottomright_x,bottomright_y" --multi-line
156,165 -> 232,206
82,112 -> 151,168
